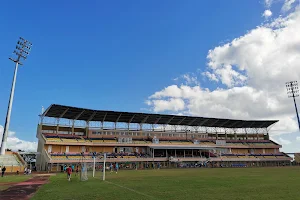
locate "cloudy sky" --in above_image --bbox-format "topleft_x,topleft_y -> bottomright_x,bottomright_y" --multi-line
0,0 -> 300,153
147,0 -> 300,153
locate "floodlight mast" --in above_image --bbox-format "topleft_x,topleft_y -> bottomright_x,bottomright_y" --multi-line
0,37 -> 32,155
286,81 -> 300,131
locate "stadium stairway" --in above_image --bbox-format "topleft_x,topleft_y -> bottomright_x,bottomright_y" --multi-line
0,152 -> 26,172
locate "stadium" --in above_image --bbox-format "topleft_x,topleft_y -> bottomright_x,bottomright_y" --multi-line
2,1 -> 300,199
36,104 -> 292,172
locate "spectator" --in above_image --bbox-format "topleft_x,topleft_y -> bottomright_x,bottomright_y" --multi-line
1,166 -> 6,177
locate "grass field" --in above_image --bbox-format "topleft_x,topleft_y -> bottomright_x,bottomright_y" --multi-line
9,167 -> 300,200
0,175 -> 32,191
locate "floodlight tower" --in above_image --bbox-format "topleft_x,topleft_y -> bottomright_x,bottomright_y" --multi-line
286,81 -> 300,131
0,37 -> 32,155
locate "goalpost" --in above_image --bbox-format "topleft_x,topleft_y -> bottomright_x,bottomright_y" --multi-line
102,153 -> 106,181
80,156 -> 88,181
80,153 -> 106,181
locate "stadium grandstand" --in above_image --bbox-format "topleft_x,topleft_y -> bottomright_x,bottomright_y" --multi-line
0,150 -> 26,172
36,104 -> 292,171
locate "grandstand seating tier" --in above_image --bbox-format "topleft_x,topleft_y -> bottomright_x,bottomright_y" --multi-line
0,154 -> 24,167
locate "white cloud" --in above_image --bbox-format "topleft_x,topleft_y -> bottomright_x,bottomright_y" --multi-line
282,0 -> 296,12
147,98 -> 185,113
265,0 -> 273,8
174,73 -> 200,86
296,136 -> 300,141
263,10 -> 273,18
0,125 -> 37,152
182,74 -> 199,86
146,7 -> 300,146
202,71 -> 218,82
278,137 -> 292,145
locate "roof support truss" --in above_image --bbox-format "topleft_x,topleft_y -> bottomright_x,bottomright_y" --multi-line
177,117 -> 186,126
87,111 -> 97,122
153,116 -> 162,125
74,110 -> 85,120
115,113 -> 122,123
187,118 -> 197,126
59,108 -> 69,119
128,115 -> 135,124
166,116 -> 175,124
102,113 -> 107,123
141,115 -> 149,124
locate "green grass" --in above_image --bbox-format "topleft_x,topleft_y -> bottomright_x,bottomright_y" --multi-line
29,167 -> 300,200
0,174 -> 32,183
0,174 -> 32,191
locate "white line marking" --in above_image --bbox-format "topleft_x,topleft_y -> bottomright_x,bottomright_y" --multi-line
105,181 -> 155,199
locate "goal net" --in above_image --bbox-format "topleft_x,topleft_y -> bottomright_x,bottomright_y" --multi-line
78,154 -> 107,181
80,163 -> 88,181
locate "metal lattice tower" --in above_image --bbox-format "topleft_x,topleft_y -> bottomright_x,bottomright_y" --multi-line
286,81 -> 300,131
0,37 -> 32,155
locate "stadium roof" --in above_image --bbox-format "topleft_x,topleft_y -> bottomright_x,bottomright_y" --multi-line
42,104 -> 278,128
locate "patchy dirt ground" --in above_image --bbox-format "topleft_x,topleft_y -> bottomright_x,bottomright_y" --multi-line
0,176 -> 49,200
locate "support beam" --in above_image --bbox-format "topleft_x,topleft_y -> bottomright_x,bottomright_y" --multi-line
198,118 -> 210,126
101,113 -> 107,130
255,128 -> 259,140
59,108 -> 69,119
153,116 -> 162,125
72,120 -> 75,135
173,125 -> 178,132
141,115 -> 149,124
233,128 -> 237,140
166,116 -> 175,125
177,117 -> 186,125
86,121 -> 89,138
56,118 -> 60,134
228,121 -> 242,128
127,123 -> 130,131
265,127 -> 269,140
162,124 -> 167,132
75,110 -> 85,121
209,119 -> 219,127
41,105 -> 51,118
128,114 -> 135,124
187,118 -> 197,126
115,113 -> 122,123
219,119 -> 230,128
87,111 -> 97,122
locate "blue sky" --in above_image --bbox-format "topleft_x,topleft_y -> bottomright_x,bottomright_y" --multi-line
0,0 -> 300,152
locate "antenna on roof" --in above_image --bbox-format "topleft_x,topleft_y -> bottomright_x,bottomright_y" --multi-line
42,106 -> 45,114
